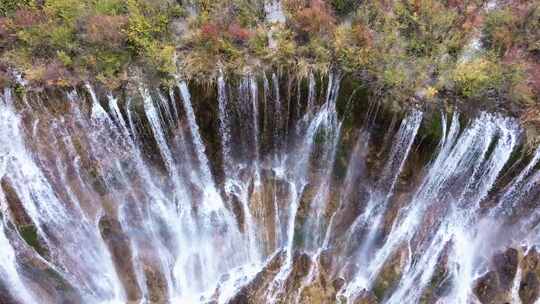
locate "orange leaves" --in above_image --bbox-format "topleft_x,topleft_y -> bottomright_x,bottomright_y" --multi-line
352,23 -> 373,48
293,0 -> 336,34
200,21 -> 253,44
226,22 -> 253,43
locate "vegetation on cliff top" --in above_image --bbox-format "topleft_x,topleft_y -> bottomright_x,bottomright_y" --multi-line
0,0 -> 538,123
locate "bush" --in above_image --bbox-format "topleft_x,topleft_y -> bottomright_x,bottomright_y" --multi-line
330,0 -> 360,17
85,14 -> 128,46
483,8 -> 516,56
227,22 -> 253,44
93,0 -> 126,15
0,0 -> 31,17
44,0 -> 86,23
293,0 -> 336,35
452,57 -> 503,97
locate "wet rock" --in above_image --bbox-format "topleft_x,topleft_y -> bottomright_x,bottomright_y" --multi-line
474,271 -> 502,304
474,247 -> 521,304
227,250 -> 286,304
99,216 -> 142,302
248,169 -> 292,255
419,242 -> 452,303
295,251 -> 344,304
352,289 -> 378,304
143,264 -> 169,304
1,178 -> 32,226
287,252 -> 312,283
520,272 -> 539,304
371,245 -> 408,300
0,281 -> 20,304
3,223 -> 83,304
494,248 -> 519,290
520,248 -> 540,304
229,193 -> 246,233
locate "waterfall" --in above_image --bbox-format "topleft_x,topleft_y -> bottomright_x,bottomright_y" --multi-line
0,216 -> 37,304
344,109 -> 423,291
178,81 -> 215,187
0,73 -> 539,304
250,74 -> 261,182
307,71 -> 316,113
0,89 -> 125,303
218,72 -> 234,185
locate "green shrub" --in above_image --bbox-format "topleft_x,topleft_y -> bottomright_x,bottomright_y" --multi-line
483,8 -> 516,56
453,57 -> 503,97
44,0 -> 86,23
92,0 -> 126,15
0,0 -> 32,17
330,0 -> 359,17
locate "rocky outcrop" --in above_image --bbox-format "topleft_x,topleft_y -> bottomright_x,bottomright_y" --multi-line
227,250 -> 286,304
296,249 -> 346,304
474,247 -> 521,304
351,289 -> 379,304
99,216 -> 143,303
520,247 -> 540,304
371,245 -> 408,301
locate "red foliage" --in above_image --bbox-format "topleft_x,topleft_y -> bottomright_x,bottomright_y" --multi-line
85,15 -> 128,46
294,0 -> 335,34
200,22 -> 220,41
226,22 -> 253,43
12,9 -> 44,28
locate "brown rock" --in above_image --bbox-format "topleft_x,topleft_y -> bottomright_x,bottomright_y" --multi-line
520,248 -> 540,304
494,248 -> 519,290
474,271 -> 504,304
520,271 -> 540,304
352,289 -> 378,304
99,216 -> 142,302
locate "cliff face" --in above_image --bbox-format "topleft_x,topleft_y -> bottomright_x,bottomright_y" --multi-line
0,1 -> 539,303
0,71 -> 539,303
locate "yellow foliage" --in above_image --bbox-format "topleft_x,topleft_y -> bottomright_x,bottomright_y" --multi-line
453,57 -> 503,97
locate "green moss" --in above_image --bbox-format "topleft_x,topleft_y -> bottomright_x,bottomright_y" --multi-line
0,0 -> 32,16
18,224 -> 46,255
93,0 -> 127,15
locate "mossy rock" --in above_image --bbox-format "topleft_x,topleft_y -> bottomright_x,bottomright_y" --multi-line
18,224 -> 48,256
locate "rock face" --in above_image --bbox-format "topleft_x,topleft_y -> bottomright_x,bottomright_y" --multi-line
520,248 -> 540,304
248,169 -> 293,256
475,271 -> 506,304
227,251 -> 286,304
351,290 -> 378,304
494,248 -> 519,290
99,216 -> 143,303
296,250 -> 347,304
474,248 -> 519,304
371,245 -> 408,301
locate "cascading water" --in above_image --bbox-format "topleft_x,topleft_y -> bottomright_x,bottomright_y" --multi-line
0,72 -> 538,304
